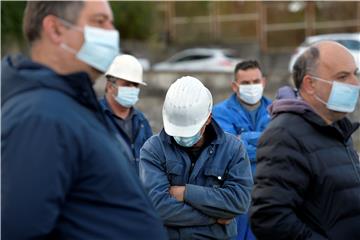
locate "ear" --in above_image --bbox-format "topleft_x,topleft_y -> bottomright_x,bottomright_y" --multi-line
261,77 -> 267,88
301,75 -> 316,95
231,81 -> 238,93
42,15 -> 66,45
206,113 -> 212,125
105,81 -> 115,94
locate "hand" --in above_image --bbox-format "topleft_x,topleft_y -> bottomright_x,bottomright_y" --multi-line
217,218 -> 233,225
169,186 -> 185,202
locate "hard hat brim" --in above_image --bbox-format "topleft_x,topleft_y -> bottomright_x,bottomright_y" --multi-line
105,74 -> 147,86
163,112 -> 210,137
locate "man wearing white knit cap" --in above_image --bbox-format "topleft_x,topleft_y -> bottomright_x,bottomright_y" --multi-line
139,76 -> 253,239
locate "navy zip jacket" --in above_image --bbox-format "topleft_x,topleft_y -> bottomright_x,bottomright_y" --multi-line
1,55 -> 167,240
99,98 -> 152,174
250,89 -> 360,240
139,120 -> 253,239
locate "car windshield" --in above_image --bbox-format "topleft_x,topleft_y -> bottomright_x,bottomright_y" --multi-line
224,51 -> 241,59
335,39 -> 360,51
170,54 -> 212,63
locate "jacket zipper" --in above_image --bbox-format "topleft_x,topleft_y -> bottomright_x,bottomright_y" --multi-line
346,146 -> 360,182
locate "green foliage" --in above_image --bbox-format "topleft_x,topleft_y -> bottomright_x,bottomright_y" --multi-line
0,1 -> 155,55
1,1 -> 27,52
110,1 -> 155,40
1,1 -> 26,38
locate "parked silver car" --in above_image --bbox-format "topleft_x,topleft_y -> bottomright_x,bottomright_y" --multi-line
152,48 -> 242,72
288,33 -> 360,73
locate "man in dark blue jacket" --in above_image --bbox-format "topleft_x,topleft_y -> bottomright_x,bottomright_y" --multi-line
250,41 -> 360,239
100,54 -> 152,174
1,1 -> 167,239
213,60 -> 271,240
140,76 -> 253,239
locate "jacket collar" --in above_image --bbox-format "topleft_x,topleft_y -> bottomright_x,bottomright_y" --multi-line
270,95 -> 359,142
2,54 -> 108,126
99,97 -> 139,120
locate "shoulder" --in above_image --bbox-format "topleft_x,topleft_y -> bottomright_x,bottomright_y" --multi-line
133,108 -> 150,121
213,96 -> 240,117
262,96 -> 272,106
142,133 -> 163,150
5,88 -> 81,122
221,132 -> 246,154
258,113 -> 309,153
133,108 -> 152,128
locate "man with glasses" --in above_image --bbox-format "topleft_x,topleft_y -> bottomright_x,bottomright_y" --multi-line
250,41 -> 360,239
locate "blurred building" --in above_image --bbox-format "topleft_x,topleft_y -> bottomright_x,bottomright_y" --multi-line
155,1 -> 360,53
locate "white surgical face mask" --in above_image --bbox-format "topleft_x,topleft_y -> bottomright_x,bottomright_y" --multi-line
114,86 -> 140,108
59,19 -> 120,72
173,130 -> 203,147
311,76 -> 360,113
238,83 -> 264,105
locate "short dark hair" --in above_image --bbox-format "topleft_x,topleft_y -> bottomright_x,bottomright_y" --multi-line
292,46 -> 320,89
234,60 -> 262,76
23,1 -> 84,44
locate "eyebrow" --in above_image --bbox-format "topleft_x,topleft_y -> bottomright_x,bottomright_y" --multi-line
332,69 -> 358,78
239,78 -> 262,82
90,13 -> 112,21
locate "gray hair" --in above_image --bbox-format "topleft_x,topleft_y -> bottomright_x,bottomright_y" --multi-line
292,46 -> 320,89
23,1 -> 84,44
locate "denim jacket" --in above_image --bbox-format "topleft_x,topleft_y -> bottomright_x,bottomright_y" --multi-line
139,120 -> 253,239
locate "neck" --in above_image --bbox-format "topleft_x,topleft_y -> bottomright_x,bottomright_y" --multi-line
238,96 -> 261,110
300,93 -> 339,125
31,42 -> 100,82
105,93 -> 131,119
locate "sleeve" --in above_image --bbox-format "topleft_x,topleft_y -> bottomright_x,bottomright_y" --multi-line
143,116 -> 153,139
2,116 -> 77,239
184,140 -> 253,219
240,131 -> 262,161
249,127 -> 327,240
212,106 -> 238,135
139,138 -> 217,227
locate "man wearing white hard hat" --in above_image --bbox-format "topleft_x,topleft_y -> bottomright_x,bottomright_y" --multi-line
99,54 -> 152,175
139,76 -> 253,239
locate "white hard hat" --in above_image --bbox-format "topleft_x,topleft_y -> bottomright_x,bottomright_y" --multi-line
105,54 -> 146,86
163,76 -> 213,137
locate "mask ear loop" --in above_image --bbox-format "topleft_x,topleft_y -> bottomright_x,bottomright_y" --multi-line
60,43 -> 77,54
57,17 -> 84,55
310,76 -> 333,106
57,17 -> 83,32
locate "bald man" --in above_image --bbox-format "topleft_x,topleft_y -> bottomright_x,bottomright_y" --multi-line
250,41 -> 360,240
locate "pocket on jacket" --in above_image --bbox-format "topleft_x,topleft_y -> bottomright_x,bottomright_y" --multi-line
204,168 -> 225,188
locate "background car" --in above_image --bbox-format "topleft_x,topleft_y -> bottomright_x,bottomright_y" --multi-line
152,48 -> 242,72
288,32 -> 360,72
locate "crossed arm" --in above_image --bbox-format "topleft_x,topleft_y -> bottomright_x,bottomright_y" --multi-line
139,139 -> 253,226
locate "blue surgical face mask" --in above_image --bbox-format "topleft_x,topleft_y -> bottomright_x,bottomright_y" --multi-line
173,130 -> 203,148
114,86 -> 140,108
60,19 -> 120,72
311,76 -> 360,113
